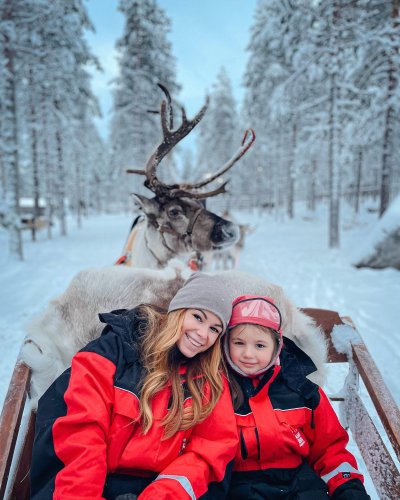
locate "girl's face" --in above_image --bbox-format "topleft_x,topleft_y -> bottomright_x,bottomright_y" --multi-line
229,324 -> 276,375
177,309 -> 223,358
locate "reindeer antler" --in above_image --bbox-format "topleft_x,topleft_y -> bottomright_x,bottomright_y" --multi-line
127,85 -> 209,196
157,83 -> 173,129
178,129 -> 256,194
126,86 -> 256,200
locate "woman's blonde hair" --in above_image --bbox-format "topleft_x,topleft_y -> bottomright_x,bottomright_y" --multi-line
137,304 -> 224,439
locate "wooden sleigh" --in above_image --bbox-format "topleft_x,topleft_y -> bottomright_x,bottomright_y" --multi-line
0,308 -> 399,499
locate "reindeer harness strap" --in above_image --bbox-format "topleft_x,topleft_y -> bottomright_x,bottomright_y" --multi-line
144,232 -> 168,267
185,207 -> 203,238
157,223 -> 180,254
145,207 -> 205,268
115,224 -> 141,265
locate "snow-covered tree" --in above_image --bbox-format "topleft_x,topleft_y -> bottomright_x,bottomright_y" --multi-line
0,0 -> 101,253
242,0 -> 310,217
242,0 -> 400,246
196,67 -> 239,211
370,0 -> 400,216
0,0 -> 27,258
35,0 -> 100,235
109,0 -> 180,202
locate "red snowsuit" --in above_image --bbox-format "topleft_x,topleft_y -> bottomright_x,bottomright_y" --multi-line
30,308 -> 238,500
227,337 -> 369,499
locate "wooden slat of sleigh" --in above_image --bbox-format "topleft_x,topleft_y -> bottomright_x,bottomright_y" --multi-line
302,308 -> 400,498
0,361 -> 33,499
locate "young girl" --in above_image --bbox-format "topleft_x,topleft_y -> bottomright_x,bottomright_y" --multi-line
225,295 -> 370,499
30,272 -> 238,500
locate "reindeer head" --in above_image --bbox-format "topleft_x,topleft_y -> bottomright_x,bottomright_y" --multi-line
126,84 -> 255,267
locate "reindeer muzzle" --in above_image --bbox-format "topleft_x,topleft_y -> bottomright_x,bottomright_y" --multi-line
211,220 -> 240,249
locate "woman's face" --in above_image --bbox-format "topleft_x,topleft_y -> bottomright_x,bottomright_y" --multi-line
229,324 -> 276,375
177,309 -> 223,358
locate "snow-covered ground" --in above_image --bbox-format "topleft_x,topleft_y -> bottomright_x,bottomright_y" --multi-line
0,201 -> 399,498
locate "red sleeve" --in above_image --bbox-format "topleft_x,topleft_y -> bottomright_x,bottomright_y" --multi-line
138,376 -> 238,500
306,388 -> 365,496
52,351 -> 116,500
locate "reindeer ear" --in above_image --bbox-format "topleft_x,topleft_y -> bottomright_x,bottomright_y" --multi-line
132,193 -> 148,209
131,193 -> 154,213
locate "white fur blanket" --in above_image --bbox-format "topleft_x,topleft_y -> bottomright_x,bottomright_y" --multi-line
21,262 -> 327,406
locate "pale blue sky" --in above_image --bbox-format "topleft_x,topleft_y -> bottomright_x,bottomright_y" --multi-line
85,0 -> 258,139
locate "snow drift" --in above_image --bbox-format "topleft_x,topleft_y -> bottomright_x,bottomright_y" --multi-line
352,195 -> 400,270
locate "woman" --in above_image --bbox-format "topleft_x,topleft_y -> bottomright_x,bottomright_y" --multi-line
30,272 -> 238,500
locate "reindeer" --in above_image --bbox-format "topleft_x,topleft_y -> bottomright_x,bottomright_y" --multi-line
115,84 -> 256,269
211,210 -> 255,270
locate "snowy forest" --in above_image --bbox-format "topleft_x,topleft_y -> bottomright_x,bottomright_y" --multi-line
0,0 -> 399,261
1,2 -> 400,496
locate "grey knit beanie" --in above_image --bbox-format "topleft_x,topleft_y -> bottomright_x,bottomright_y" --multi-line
168,272 -> 232,332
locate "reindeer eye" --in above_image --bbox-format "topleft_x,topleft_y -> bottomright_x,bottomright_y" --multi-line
168,207 -> 182,218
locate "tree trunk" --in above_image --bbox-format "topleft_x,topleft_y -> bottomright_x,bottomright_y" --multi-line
75,151 -> 82,228
354,148 -> 362,214
380,86 -> 395,217
328,72 -> 340,249
328,2 -> 341,249
308,159 -> 317,212
2,0 -> 23,259
0,156 -> 6,195
30,69 -> 40,242
287,121 -> 296,219
41,94 -> 53,239
379,0 -> 399,217
56,130 -> 67,236
274,120 -> 285,220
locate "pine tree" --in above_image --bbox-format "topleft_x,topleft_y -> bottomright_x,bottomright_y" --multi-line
109,0 -> 179,202
196,67 -> 239,211
39,0 -> 100,235
0,0 -> 26,258
0,0 -> 101,245
378,0 -> 400,215
302,0 -> 384,246
242,0 -> 397,247
242,0 -> 308,216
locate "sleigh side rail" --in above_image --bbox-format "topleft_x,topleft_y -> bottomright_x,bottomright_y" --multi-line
0,360 -> 35,500
0,308 -> 399,499
303,308 -> 400,499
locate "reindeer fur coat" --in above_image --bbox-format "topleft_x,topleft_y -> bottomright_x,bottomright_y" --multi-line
21,262 -> 327,407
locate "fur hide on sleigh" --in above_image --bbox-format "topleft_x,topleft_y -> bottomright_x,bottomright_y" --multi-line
21,262 -> 327,406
